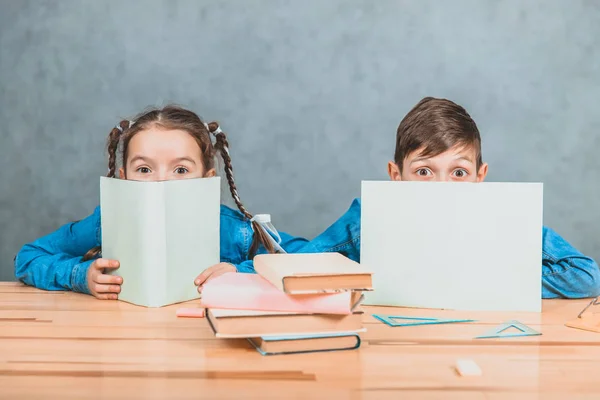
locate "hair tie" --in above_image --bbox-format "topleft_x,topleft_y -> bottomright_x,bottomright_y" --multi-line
115,120 -> 134,132
204,122 -> 222,136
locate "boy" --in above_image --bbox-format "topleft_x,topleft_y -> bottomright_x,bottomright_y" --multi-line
306,97 -> 600,299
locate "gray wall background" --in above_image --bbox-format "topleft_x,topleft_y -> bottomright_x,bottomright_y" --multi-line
1,0 -> 599,281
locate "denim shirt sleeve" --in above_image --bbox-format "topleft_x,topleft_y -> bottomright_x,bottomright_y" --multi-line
218,206 -> 252,272
307,198 -> 362,262
224,201 -> 600,299
217,205 -> 320,274
541,226 -> 600,299
234,230 -> 319,273
236,198 -> 362,274
294,201 -> 600,300
14,207 -> 101,294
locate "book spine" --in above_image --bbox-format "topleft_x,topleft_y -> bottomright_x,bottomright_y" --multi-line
248,334 -> 361,356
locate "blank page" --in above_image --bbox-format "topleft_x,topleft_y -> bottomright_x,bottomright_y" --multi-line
164,177 -> 220,306
360,181 -> 543,312
100,177 -> 220,307
101,178 -> 166,307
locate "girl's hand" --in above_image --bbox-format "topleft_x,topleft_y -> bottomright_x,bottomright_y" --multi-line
86,258 -> 122,300
194,263 -> 236,293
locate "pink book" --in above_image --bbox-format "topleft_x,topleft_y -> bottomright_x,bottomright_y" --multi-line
200,272 -> 362,315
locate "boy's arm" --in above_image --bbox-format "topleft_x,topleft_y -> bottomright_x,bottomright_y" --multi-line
235,199 -> 362,273
307,198 -> 362,262
14,207 -> 101,294
541,226 -> 600,299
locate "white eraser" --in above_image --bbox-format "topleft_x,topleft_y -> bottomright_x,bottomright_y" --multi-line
455,359 -> 482,376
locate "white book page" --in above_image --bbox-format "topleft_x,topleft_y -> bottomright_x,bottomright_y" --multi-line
360,181 -> 543,312
100,177 -> 166,307
100,177 -> 221,307
164,177 -> 220,306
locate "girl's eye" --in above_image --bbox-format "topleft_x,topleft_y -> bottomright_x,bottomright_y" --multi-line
175,167 -> 189,174
416,168 -> 432,177
137,167 -> 151,174
452,169 -> 468,178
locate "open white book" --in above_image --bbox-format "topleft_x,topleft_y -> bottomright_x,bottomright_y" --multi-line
361,181 -> 543,312
100,177 -> 220,307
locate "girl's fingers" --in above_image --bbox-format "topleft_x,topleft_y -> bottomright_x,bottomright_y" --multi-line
204,265 -> 235,283
93,259 -> 120,270
94,273 -> 122,285
194,270 -> 212,286
194,263 -> 236,286
95,292 -> 118,300
93,283 -> 121,294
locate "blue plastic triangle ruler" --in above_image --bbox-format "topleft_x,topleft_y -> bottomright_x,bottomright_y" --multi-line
475,320 -> 541,339
373,314 -> 475,327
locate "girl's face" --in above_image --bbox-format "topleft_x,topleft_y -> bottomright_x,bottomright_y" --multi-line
120,127 -> 216,181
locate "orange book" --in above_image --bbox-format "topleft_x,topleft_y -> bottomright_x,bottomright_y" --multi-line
200,272 -> 362,315
206,308 -> 365,338
253,253 -> 373,294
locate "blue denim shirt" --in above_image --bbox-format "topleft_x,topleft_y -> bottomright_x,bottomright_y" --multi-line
305,198 -> 600,299
14,205 -> 311,294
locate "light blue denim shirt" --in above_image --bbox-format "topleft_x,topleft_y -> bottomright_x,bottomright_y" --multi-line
305,198 -> 600,299
14,205 -> 312,294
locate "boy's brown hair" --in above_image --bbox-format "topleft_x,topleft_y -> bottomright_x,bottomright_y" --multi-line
394,97 -> 483,171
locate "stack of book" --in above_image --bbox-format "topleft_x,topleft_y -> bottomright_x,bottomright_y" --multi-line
200,253 -> 373,355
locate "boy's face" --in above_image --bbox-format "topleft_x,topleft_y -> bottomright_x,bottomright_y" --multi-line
387,145 -> 488,182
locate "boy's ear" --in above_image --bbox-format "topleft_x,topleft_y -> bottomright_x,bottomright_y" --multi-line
387,161 -> 402,181
476,163 -> 488,182
204,168 -> 216,178
119,168 -> 125,179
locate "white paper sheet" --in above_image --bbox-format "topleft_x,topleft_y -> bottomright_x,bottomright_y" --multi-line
100,177 -> 220,307
360,181 -> 543,312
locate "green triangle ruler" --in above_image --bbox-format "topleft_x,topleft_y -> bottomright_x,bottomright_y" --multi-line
475,320 -> 541,339
373,314 -> 475,327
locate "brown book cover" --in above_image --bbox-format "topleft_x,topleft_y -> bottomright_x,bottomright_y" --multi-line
253,253 -> 373,294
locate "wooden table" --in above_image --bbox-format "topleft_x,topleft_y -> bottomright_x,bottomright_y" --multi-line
1,282 -> 600,399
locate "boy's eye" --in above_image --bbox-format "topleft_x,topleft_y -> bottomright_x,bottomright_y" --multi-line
175,167 -> 189,174
416,168 -> 432,176
137,167 -> 151,174
452,169 -> 468,178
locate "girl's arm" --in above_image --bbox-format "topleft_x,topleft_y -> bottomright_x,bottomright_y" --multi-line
14,207 -> 101,294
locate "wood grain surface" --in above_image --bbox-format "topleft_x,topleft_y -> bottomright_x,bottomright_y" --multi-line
1,282 -> 599,399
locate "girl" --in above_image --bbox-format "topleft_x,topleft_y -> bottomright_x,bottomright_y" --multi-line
14,105 -> 312,299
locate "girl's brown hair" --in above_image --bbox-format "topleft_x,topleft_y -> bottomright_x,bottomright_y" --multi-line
83,105 -> 275,261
